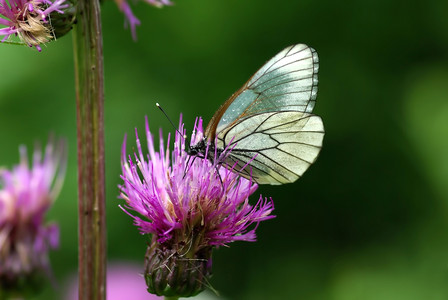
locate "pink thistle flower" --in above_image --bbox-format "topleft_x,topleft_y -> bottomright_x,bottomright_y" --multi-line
0,0 -> 71,51
67,262 -> 162,300
119,116 -> 274,297
0,138 -> 67,294
114,0 -> 172,40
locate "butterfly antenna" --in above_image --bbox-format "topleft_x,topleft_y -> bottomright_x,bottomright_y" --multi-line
156,103 -> 187,139
156,103 -> 187,140
156,103 -> 192,158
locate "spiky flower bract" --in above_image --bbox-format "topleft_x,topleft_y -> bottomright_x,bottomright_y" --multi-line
0,138 -> 67,296
119,116 -> 275,297
0,0 -> 74,51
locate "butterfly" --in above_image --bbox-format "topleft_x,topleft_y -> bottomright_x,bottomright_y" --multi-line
187,44 -> 324,185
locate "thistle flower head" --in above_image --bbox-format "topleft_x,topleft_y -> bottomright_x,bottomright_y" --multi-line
0,138 -> 66,295
119,116 -> 274,297
0,0 -> 74,51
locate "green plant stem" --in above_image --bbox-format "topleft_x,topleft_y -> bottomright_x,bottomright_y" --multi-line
164,297 -> 180,300
73,0 -> 106,298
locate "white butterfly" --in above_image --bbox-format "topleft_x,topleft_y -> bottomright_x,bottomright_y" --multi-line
188,44 -> 324,185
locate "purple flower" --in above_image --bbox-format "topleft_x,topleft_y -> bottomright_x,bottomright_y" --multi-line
119,116 -> 274,297
114,0 -> 172,40
67,262 -> 162,300
0,138 -> 67,294
0,0 -> 71,51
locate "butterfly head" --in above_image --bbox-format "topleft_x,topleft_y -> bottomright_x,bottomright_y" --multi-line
187,138 -> 208,158
187,138 -> 225,165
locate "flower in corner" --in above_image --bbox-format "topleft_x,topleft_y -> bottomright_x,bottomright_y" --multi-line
114,0 -> 172,40
119,116 -> 275,298
0,138 -> 67,296
0,0 -> 75,51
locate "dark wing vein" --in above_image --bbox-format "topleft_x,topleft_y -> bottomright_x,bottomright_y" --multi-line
253,54 -> 314,86
224,153 -> 284,184
220,111 -> 315,147
249,66 -> 314,90
226,151 -> 293,183
261,45 -> 310,76
231,150 -> 302,180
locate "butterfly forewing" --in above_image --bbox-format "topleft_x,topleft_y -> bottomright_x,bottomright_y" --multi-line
194,44 -> 323,185
213,44 -> 319,135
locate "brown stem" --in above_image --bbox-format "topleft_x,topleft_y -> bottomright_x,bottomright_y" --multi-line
72,0 -> 106,298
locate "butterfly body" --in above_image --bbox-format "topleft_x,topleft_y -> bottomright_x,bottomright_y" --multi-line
189,44 -> 324,185
187,138 -> 223,162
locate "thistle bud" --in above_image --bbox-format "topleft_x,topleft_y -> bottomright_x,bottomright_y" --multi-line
47,1 -> 77,39
144,238 -> 213,297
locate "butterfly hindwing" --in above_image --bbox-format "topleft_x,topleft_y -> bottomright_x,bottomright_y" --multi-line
217,111 -> 324,184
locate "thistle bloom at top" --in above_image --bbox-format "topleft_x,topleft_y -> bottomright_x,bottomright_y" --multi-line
119,116 -> 275,297
114,0 -> 172,40
0,0 -> 73,51
0,138 -> 66,295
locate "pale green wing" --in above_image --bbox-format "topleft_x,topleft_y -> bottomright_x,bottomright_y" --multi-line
217,111 -> 324,185
216,44 -> 319,133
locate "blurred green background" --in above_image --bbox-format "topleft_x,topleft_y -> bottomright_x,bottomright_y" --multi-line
2,0 -> 448,299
